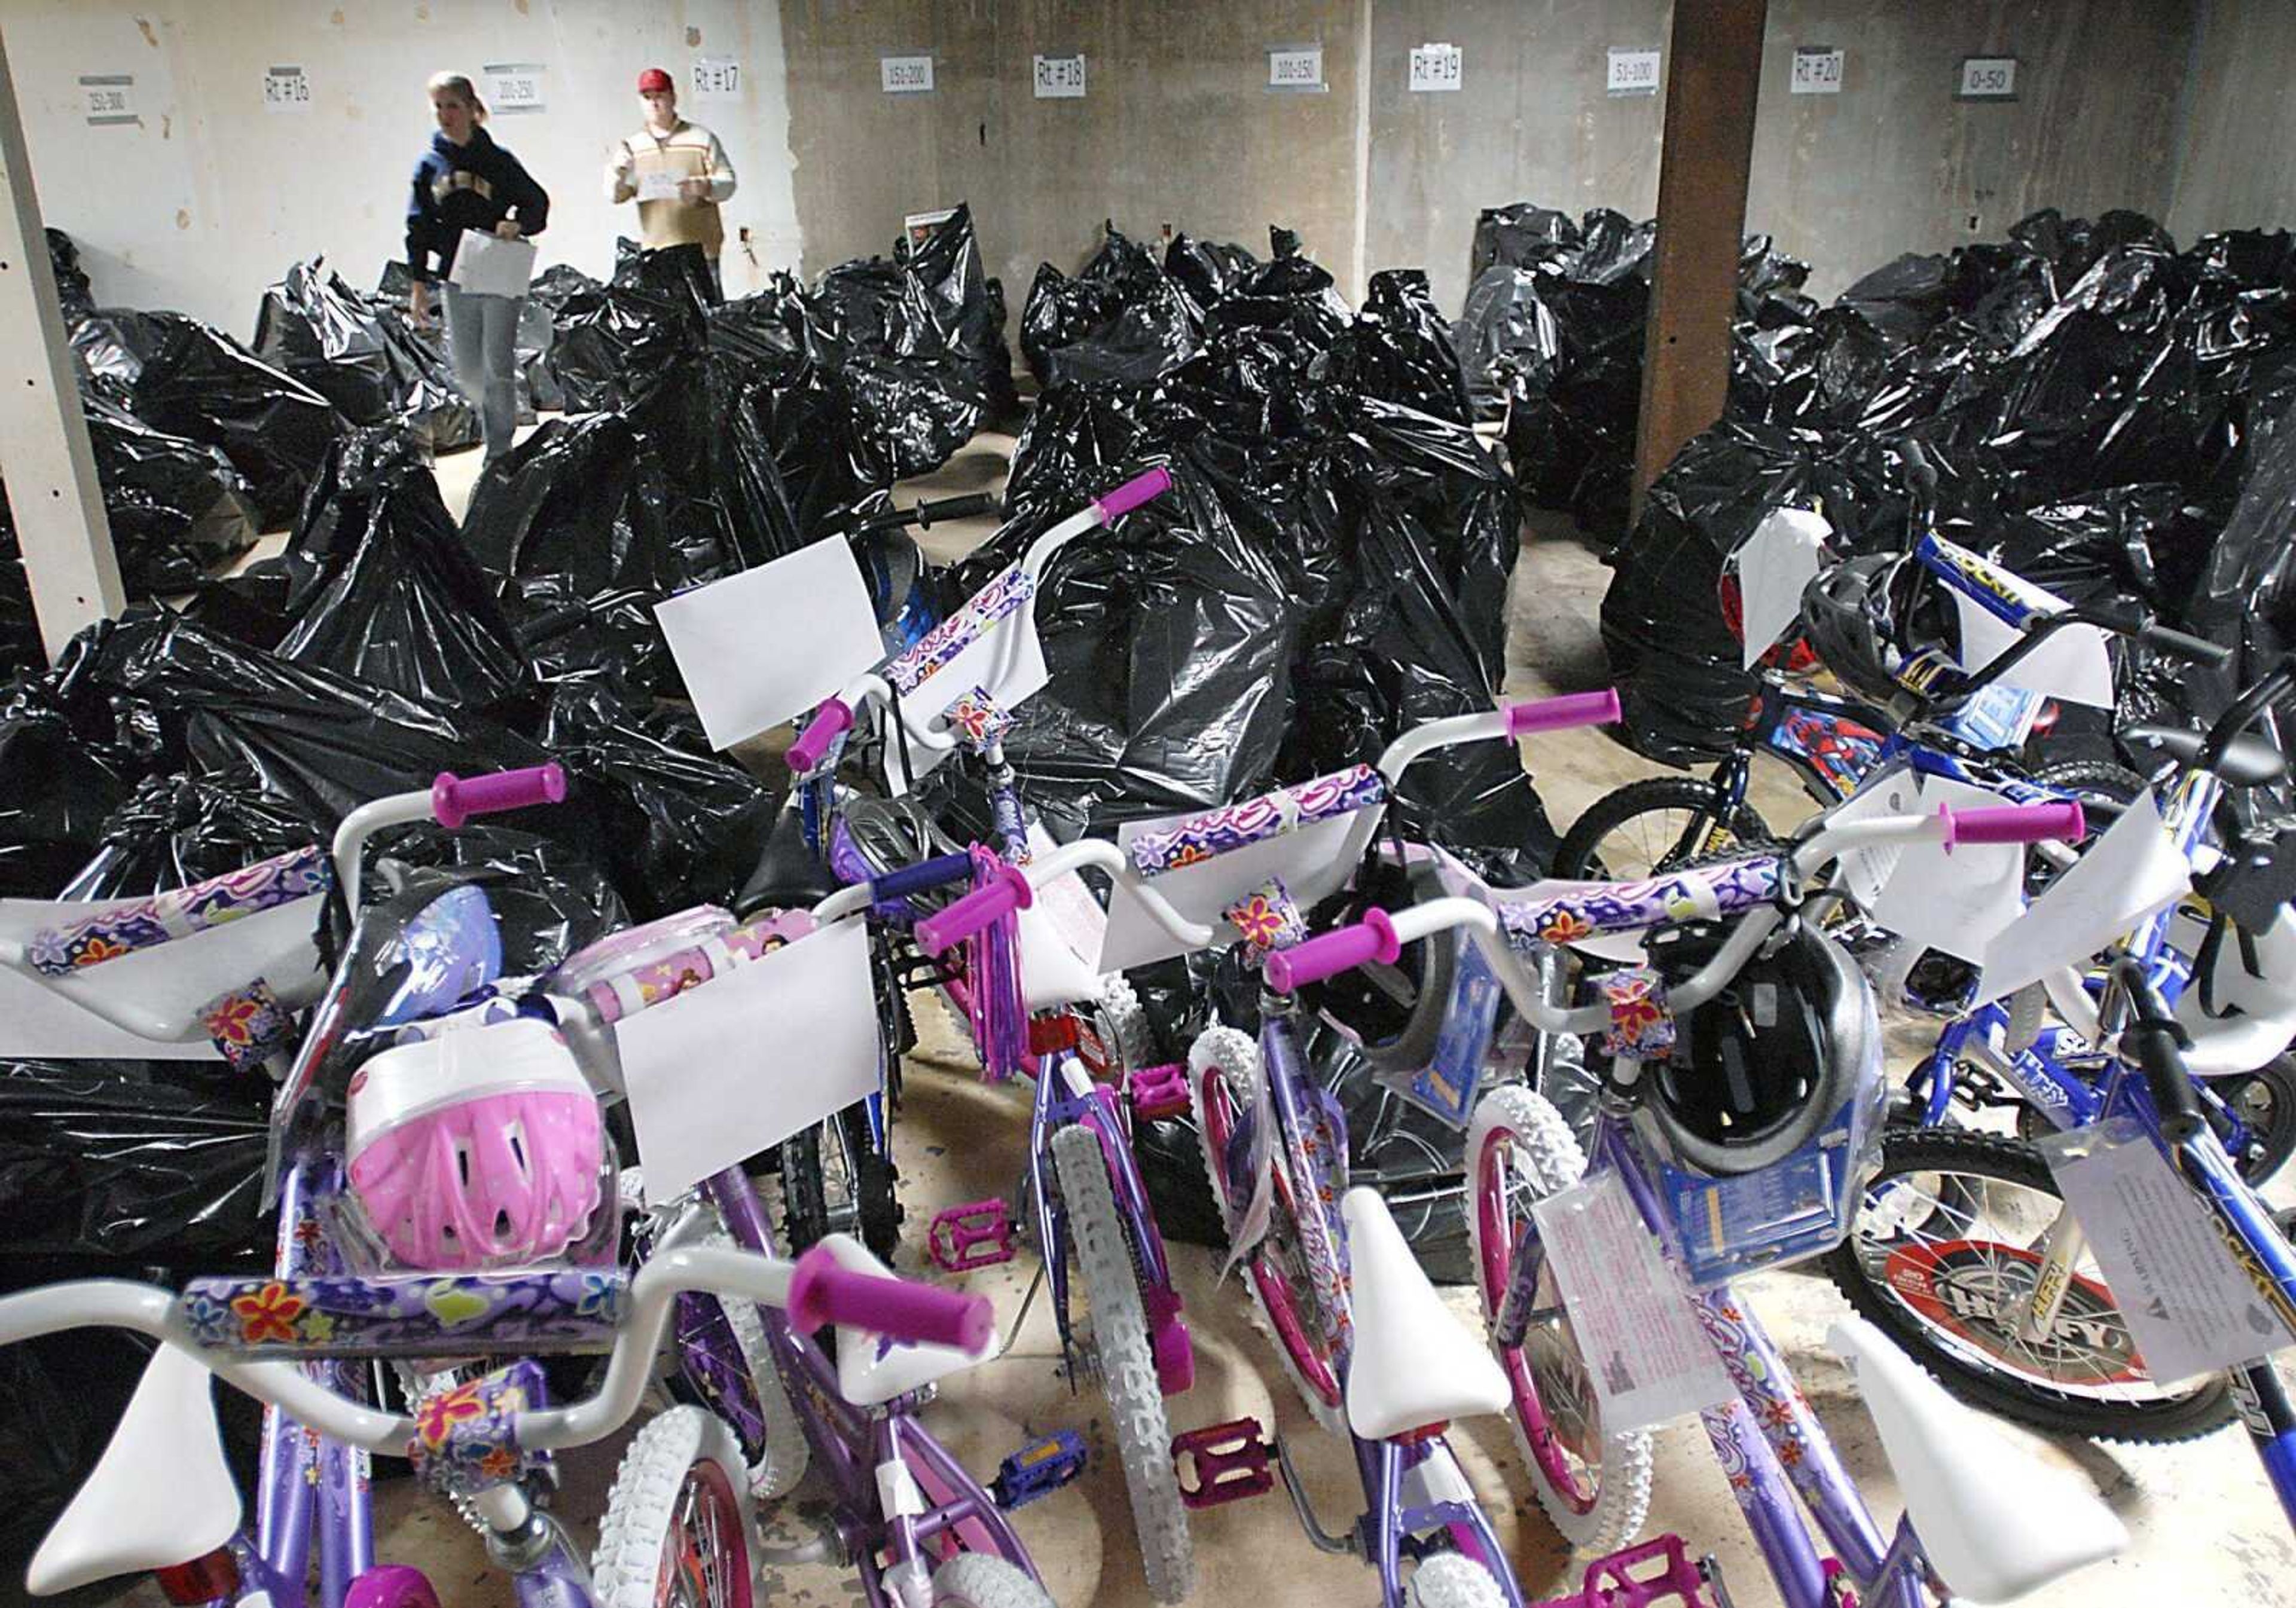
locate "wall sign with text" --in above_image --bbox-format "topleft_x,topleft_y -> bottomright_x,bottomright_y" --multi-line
263,65 -> 312,113
1791,46 -> 1844,94
692,57 -> 741,103
881,54 -> 935,94
1033,53 -> 1086,99
1409,43 -> 1462,93
481,62 -> 548,115
1268,45 -> 1324,92
1607,47 -> 1661,96
1957,56 -> 2018,99
80,74 -> 137,126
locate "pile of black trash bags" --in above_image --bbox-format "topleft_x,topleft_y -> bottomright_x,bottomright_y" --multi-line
1568,206 -> 2296,763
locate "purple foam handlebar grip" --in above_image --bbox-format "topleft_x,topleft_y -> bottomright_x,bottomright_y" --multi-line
1094,466 -> 1173,522
431,763 -> 567,830
1940,800 -> 2087,852
785,698 -> 854,776
915,864 -> 1033,956
1503,689 -> 1622,739
1263,909 -> 1402,995
787,1246 -> 993,1352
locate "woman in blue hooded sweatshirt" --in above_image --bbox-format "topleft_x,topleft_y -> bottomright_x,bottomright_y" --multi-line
406,72 -> 549,461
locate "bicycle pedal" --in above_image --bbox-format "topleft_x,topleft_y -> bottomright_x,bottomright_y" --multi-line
990,1430 -> 1088,1509
1171,1418 -> 1274,1509
927,1199 -> 1016,1272
1128,1062 -> 1192,1121
1526,1534 -> 1722,1608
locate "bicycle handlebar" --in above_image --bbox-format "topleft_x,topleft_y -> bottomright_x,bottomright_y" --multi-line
431,765 -> 567,831
786,697 -> 856,776
1095,466 -> 1174,520
915,863 -> 1034,955
1378,689 -> 1623,781
1944,800 -> 2084,849
1504,689 -> 1622,739
870,851 -> 980,903
0,1243 -> 990,1458
1263,910 -> 1400,993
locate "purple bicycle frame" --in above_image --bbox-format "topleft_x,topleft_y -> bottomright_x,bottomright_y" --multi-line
1588,1117 -> 1932,1608
1256,1016 -> 1526,1608
701,1164 -> 1039,1601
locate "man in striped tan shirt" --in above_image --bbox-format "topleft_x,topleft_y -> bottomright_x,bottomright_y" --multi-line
605,67 -> 738,301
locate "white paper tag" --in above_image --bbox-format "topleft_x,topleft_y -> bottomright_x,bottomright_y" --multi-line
263,66 -> 312,114
691,57 -> 742,103
1409,43 -> 1463,92
448,231 -> 537,298
1098,803 -> 1383,973
1972,790 -> 2192,1004
2040,1120 -> 2290,1384
1733,506 -> 1830,668
1607,48 -> 1662,96
618,919 -> 881,1200
654,540 -> 884,751
0,895 -> 325,1060
1268,46 -> 1324,91
1791,47 -> 1845,94
1868,775 -> 2031,966
80,74 -> 137,126
881,54 -> 935,94
1943,563 -> 2114,709
1532,1172 -> 1736,1432
1028,824 -> 1109,965
1033,54 -> 1086,99
481,62 -> 548,115
635,171 -> 682,203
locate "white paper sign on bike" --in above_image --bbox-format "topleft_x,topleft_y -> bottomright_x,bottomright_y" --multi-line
654,539 -> 885,751
1532,1171 -> 1736,1432
0,895 -> 326,1060
1971,790 -> 2191,1004
617,918 -> 880,1199
1942,561 -> 2114,708
2039,1120 -> 2290,1383
1098,803 -> 1384,972
1732,505 -> 1831,669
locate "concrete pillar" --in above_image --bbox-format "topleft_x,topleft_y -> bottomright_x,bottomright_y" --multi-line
1632,0 -> 1770,522
0,25 -> 124,662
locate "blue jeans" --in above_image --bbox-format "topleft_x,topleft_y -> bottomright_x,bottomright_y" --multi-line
442,283 -> 523,459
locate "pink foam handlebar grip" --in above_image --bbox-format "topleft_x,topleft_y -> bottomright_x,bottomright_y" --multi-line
431,763 -> 567,830
1264,910 -> 1402,994
787,1246 -> 993,1352
1094,466 -> 1173,521
915,864 -> 1033,956
1940,800 -> 2087,851
785,698 -> 854,775
1503,689 -> 1622,739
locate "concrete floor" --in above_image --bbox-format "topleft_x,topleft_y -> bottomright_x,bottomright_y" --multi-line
114,435 -> 2293,1606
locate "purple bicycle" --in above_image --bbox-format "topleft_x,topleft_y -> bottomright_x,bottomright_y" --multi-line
1276,797 -> 2131,1608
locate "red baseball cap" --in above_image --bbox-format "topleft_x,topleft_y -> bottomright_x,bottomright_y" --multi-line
637,67 -> 674,93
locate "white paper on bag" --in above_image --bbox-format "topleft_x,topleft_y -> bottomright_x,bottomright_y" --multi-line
1733,506 -> 1830,668
654,541 -> 884,750
885,586 -> 1048,788
1971,790 -> 2191,1004
448,231 -> 538,298
0,896 -> 325,1059
635,171 -> 682,203
1947,585 -> 2114,708
2040,1121 -> 2291,1384
618,918 -> 880,1200
1098,804 -> 1383,972
1532,1172 -> 1736,1432
1867,774 -> 2031,965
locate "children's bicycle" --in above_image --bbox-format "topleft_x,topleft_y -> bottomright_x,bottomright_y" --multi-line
1275,795 -> 2130,1608
921,690 -> 1629,1608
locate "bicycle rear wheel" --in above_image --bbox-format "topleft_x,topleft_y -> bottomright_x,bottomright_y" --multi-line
1553,777 -> 1773,882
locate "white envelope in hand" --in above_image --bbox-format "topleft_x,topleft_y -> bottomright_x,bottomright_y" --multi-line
449,231 -> 538,298
636,171 -> 682,203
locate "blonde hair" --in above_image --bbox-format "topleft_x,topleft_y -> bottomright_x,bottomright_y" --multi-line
426,71 -> 487,122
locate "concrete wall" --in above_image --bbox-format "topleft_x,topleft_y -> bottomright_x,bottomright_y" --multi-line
2166,0 -> 2296,247
0,0 -> 803,332
776,0 -> 1369,319
1368,0 -> 2196,313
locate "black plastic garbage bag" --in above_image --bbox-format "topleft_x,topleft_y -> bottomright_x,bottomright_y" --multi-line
45,227 -> 93,322
0,685 -> 132,897
274,430 -> 530,711
521,262 -> 604,413
903,202 -> 1017,418
254,258 -> 395,424
1314,271 -> 1473,428
69,769 -> 316,898
1021,224 -> 1198,389
129,318 -> 346,528
78,396 -> 259,594
365,823 -> 628,977
547,276 -> 709,415
1454,265 -> 1561,415
1470,202 -> 1577,279
785,255 -> 992,476
1165,232 -> 1262,323
539,680 -> 774,921
0,1057 -> 270,1264
69,306 -> 188,403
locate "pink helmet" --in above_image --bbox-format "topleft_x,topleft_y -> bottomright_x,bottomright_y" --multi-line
346,1017 -> 604,1271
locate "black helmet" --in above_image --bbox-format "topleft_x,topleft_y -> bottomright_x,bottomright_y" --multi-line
1297,856 -> 1454,1073
1635,918 -> 1884,1179
1799,554 -> 1915,707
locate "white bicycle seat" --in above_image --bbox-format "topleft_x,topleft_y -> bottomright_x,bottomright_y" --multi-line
29,1343 -> 242,1595
1342,1187 -> 1509,1441
822,1233 -> 996,1407
1828,1317 -> 2126,1603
